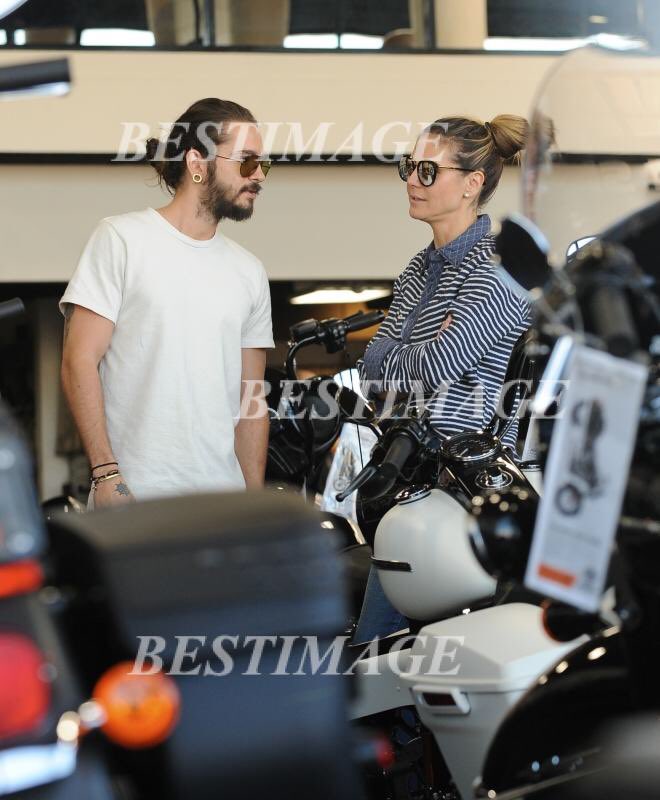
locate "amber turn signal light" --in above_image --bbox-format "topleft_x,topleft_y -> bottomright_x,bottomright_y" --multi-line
93,661 -> 180,749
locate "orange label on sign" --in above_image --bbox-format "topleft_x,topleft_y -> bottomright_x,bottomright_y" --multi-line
537,564 -> 576,588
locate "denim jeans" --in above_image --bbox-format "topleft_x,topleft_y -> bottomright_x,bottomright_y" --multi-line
353,566 -> 408,644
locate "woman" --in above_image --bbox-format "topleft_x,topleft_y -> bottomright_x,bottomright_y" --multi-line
354,115 -> 531,643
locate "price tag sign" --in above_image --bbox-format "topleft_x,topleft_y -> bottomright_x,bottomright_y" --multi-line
525,345 -> 647,612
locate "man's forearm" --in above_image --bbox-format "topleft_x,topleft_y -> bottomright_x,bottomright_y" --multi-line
234,415 -> 269,489
61,356 -> 116,468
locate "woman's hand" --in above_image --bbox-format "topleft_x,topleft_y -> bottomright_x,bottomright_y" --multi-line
93,473 -> 135,509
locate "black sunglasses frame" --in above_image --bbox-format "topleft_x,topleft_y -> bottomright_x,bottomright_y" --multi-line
398,155 -> 471,187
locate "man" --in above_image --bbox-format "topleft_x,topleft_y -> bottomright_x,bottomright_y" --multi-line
60,98 -> 274,508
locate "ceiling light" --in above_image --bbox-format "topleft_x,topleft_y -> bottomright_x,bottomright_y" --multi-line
589,15 -> 608,24
0,0 -> 28,21
284,34 -> 339,49
339,33 -> 384,50
290,288 -> 391,305
80,28 -> 156,47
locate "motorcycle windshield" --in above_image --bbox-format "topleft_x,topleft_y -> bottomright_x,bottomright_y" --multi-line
523,44 -> 660,264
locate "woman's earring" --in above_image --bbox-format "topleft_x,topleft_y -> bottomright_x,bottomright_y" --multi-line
192,173 -> 203,184
463,192 -> 470,198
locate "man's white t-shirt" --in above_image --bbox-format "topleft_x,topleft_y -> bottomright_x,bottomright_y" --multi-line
60,208 -> 274,500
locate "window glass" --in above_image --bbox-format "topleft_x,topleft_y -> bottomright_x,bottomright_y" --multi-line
0,0 -> 424,49
486,0 -> 659,51
5,0 -> 656,52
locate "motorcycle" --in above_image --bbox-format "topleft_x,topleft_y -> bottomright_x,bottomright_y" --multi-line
0,298 -> 118,798
266,309 -> 384,497
328,335 -> 585,799
1,297 -> 371,799
466,44 -> 660,800
343,410 -> 585,800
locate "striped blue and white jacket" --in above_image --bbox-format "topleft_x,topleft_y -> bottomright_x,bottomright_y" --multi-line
359,215 -> 532,451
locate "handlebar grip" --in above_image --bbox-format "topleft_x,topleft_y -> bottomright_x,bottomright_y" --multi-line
588,284 -> 638,357
360,432 -> 416,499
0,299 -> 24,323
343,310 -> 385,334
289,318 -> 319,342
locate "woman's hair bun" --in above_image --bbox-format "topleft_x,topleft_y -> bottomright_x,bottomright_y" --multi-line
488,114 -> 529,163
144,136 -> 161,162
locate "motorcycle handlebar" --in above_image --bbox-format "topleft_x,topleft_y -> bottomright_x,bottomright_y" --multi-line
359,432 -> 416,499
0,298 -> 24,323
588,284 -> 638,357
343,310 -> 384,335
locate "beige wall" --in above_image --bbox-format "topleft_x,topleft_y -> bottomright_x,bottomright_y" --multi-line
1,160 -> 656,283
4,48 -> 660,157
0,49 -> 554,155
0,162 -> 517,283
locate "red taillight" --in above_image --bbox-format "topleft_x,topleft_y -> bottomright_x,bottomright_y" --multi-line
0,633 -> 50,740
374,736 -> 396,770
0,560 -> 44,599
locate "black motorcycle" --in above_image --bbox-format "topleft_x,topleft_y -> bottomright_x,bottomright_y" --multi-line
0,298 -> 119,798
469,200 -> 660,799
266,309 -> 384,496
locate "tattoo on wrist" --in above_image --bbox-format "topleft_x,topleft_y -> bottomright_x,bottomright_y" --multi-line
114,481 -> 131,497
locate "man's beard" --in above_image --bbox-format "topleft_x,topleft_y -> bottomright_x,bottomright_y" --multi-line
200,161 -> 260,223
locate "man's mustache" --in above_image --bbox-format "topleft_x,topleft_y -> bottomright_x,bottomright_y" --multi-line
242,183 -> 262,195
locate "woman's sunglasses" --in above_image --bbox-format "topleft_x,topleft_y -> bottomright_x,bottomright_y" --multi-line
398,155 -> 470,187
216,153 -> 272,178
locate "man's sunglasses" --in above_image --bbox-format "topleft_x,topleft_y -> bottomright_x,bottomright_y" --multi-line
216,153 -> 272,178
398,155 -> 470,187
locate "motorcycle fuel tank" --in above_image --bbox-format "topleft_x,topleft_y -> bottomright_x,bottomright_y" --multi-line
373,488 -> 496,621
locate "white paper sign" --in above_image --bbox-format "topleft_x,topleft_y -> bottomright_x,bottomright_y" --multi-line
525,345 -> 647,612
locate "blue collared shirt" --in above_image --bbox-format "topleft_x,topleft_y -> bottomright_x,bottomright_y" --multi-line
360,214 -> 531,449
400,214 -> 492,343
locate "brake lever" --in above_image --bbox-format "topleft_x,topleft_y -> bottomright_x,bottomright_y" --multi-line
335,464 -> 378,502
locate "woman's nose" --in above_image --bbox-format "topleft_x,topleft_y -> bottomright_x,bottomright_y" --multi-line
407,168 -> 421,188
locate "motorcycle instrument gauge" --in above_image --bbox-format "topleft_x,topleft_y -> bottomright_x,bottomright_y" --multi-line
440,431 -> 501,465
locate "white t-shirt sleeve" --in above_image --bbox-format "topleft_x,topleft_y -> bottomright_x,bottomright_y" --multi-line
59,220 -> 126,323
242,265 -> 275,348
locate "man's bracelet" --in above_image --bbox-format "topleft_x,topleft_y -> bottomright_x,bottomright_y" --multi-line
91,469 -> 121,487
91,461 -> 118,474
